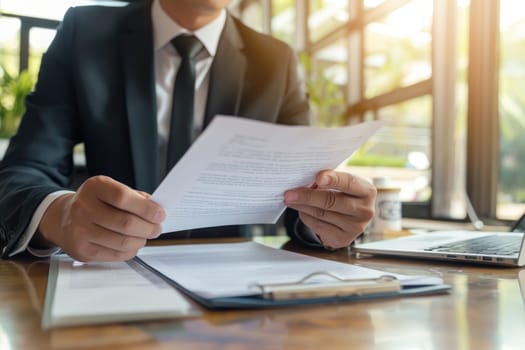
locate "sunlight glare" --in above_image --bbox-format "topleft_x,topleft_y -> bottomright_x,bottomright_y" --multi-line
0,326 -> 13,350
500,0 -> 525,32
384,0 -> 432,37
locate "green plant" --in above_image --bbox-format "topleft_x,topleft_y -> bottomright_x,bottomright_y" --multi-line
0,66 -> 35,138
299,52 -> 346,127
346,153 -> 406,167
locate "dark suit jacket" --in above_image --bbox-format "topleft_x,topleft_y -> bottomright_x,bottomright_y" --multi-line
0,0 -> 311,257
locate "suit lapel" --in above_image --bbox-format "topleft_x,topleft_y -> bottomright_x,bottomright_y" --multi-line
120,1 -> 159,192
204,14 -> 246,127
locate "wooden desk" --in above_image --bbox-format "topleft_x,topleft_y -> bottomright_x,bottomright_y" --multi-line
2,236 -> 525,350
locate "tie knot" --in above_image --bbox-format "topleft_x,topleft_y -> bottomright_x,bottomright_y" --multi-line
171,35 -> 203,60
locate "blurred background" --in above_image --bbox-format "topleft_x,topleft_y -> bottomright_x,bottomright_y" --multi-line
1,0 -> 524,225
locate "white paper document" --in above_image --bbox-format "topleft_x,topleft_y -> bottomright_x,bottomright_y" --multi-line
153,116 -> 383,233
42,255 -> 199,329
137,242 -> 443,299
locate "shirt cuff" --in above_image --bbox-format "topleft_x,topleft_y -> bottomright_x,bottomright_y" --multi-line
9,190 -> 74,257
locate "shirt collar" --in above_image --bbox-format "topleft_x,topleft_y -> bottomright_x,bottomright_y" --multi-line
152,0 -> 226,56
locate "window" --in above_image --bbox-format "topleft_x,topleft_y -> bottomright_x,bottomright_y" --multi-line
272,0 -> 296,46
498,0 -> 525,219
345,0 -> 436,216
306,36 -> 348,126
364,1 -> 432,98
0,1 -> 127,149
352,96 -> 432,202
0,0 -> 128,74
0,16 -> 20,74
308,0 -> 349,42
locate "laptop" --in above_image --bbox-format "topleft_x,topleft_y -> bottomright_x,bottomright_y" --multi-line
352,215 -> 525,267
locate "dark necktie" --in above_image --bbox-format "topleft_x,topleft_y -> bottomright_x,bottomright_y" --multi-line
167,34 -> 203,170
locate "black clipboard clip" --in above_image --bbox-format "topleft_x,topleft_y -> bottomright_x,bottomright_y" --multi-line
254,271 -> 401,300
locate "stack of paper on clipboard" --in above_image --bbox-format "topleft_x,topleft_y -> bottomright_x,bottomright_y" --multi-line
43,241 -> 450,329
136,241 -> 450,309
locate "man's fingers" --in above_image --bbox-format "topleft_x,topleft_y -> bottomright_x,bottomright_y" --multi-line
284,171 -> 376,250
46,176 -> 166,262
289,202 -> 367,233
73,242 -> 140,262
63,221 -> 148,262
87,225 -> 149,253
315,170 -> 376,198
90,201 -> 162,239
284,170 -> 375,218
298,212 -> 359,248
284,188 -> 374,219
80,176 -> 165,224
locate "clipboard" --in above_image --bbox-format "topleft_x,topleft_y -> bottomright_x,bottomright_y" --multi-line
135,267 -> 451,310
254,271 -> 401,300
135,242 -> 451,310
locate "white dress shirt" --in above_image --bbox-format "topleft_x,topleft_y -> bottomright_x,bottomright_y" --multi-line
152,0 -> 226,176
11,0 -> 227,257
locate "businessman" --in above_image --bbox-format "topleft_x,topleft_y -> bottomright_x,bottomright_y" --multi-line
0,0 -> 376,262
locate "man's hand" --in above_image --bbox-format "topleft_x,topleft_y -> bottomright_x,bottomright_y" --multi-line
284,170 -> 376,249
37,176 -> 166,262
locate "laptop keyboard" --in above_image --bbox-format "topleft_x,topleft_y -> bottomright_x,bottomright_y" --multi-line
425,235 -> 522,256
